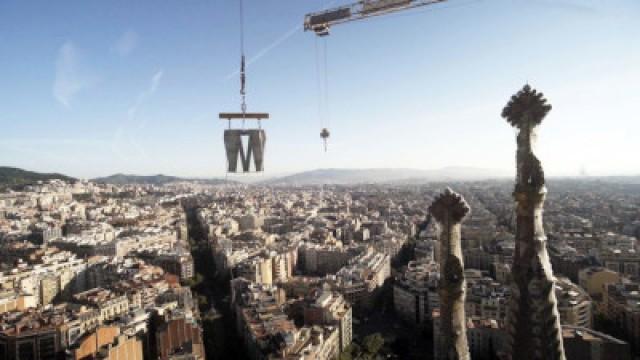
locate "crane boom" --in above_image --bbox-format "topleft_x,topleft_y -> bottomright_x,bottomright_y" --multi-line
304,0 -> 447,36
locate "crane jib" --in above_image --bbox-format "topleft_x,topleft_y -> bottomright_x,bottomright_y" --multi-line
307,7 -> 352,28
362,0 -> 413,15
304,0 -> 448,33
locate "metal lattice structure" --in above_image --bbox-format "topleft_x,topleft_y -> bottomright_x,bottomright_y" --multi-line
304,0 -> 447,36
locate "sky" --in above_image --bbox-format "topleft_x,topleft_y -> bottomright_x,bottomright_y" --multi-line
0,0 -> 638,179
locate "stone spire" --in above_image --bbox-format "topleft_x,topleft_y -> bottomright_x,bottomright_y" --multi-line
502,85 -> 566,360
430,188 -> 470,360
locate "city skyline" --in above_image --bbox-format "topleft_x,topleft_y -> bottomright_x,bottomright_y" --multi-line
1,0 -> 638,178
1,3 -> 639,358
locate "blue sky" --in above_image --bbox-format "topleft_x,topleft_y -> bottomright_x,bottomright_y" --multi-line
0,0 -> 638,178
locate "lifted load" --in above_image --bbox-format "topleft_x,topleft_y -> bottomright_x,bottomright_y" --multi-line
218,0 -> 269,174
223,129 -> 266,173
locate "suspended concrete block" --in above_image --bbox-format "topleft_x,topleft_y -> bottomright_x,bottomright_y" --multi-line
223,129 -> 266,173
224,130 -> 242,173
249,129 -> 266,172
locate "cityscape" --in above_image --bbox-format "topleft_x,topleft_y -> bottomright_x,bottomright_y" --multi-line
1,166 -> 639,359
1,1 -> 639,360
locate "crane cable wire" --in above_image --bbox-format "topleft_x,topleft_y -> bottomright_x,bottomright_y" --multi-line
323,37 -> 330,131
315,35 -> 331,152
239,0 -> 247,128
314,0 -> 332,152
227,0 -> 247,178
314,37 -> 323,130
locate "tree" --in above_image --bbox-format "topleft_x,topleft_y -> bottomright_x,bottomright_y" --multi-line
362,333 -> 385,355
340,343 -> 367,360
339,348 -> 354,360
197,294 -> 209,308
186,272 -> 204,287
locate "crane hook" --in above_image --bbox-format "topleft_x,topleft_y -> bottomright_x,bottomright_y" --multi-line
320,128 -> 330,152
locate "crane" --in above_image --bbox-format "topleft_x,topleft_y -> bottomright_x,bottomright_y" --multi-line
219,0 -> 268,173
305,0 -> 448,152
304,0 -> 447,36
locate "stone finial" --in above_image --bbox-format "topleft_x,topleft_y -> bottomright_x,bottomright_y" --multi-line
430,188 -> 471,360
502,84 -> 550,190
502,84 -> 552,129
502,85 -> 566,360
429,187 -> 470,224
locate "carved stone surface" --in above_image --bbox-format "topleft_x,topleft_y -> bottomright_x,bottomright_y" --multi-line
224,129 -> 266,172
502,85 -> 566,360
430,188 -> 470,360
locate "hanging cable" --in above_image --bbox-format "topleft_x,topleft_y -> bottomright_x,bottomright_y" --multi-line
315,34 -> 332,152
239,0 -> 247,127
323,37 -> 330,130
315,37 -> 323,129
312,0 -> 332,152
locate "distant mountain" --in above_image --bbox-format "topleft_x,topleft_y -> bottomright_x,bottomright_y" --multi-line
391,167 -> 512,184
598,175 -> 640,184
262,167 -> 510,185
93,174 -> 180,185
92,173 -> 234,185
0,167 -> 76,189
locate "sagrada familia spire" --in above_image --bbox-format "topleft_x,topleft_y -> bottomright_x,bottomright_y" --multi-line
430,188 -> 471,360
502,85 -> 566,360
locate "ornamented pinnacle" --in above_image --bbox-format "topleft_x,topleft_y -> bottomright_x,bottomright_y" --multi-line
429,187 -> 470,224
502,84 -> 552,130
430,188 -> 470,360
502,84 -> 550,191
502,85 -> 566,360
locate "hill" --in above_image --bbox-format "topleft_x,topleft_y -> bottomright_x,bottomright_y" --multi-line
92,173 -> 234,186
92,174 -> 181,185
0,167 -> 76,189
262,167 -> 510,185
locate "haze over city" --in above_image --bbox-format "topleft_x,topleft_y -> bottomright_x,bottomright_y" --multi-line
2,2 -> 640,360
1,0 -> 638,178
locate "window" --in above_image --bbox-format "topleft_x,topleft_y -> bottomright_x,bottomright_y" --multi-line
39,336 -> 57,360
17,340 -> 35,360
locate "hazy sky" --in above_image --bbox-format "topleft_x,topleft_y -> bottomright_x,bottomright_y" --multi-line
0,0 -> 638,178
